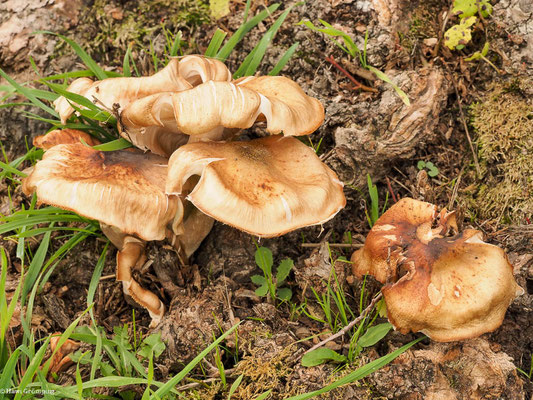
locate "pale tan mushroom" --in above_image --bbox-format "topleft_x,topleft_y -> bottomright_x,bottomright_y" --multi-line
165,135 -> 345,237
118,76 -> 325,157
53,55 -> 232,124
351,198 -> 523,342
22,143 -> 181,326
33,128 -> 101,150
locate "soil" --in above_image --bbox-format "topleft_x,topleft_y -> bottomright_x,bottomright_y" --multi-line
1,0 -> 532,399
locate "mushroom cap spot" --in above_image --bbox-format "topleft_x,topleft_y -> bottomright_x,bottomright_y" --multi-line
22,143 -> 178,241
119,76 -> 325,156
33,129 -> 101,150
54,55 -> 231,125
165,136 -> 346,237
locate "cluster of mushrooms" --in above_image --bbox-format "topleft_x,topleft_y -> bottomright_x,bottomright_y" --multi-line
351,198 -> 523,342
22,56 -> 522,340
22,55 -> 346,327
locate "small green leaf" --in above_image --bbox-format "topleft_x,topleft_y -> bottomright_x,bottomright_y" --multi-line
254,390 -> 272,400
255,247 -> 273,275
276,287 -> 292,301
357,323 -> 393,348
417,160 -> 426,170
228,374 -> 244,399
465,41 -> 490,61
255,284 -> 269,297
301,348 -> 347,367
276,258 -> 294,284
251,275 -> 267,286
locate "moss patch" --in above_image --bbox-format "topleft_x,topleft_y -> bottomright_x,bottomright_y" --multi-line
468,80 -> 533,223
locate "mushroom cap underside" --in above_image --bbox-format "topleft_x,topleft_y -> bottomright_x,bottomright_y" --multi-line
165,135 -> 345,237
22,143 -> 178,241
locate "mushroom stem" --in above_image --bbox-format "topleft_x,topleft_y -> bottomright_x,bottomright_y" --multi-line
116,236 -> 165,328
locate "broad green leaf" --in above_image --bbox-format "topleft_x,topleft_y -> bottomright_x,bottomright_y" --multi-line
255,247 -> 273,276
255,284 -> 269,297
276,287 -> 292,301
357,323 -> 393,348
251,275 -> 267,286
228,374 -> 244,399
301,348 -> 347,367
276,258 -> 293,284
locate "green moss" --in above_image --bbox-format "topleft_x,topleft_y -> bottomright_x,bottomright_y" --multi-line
468,80 -> 533,223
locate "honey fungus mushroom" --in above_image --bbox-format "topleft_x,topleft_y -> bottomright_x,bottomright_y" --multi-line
118,75 -> 325,157
21,142 -> 211,326
351,198 -> 523,342
53,55 -> 231,124
165,135 -> 346,237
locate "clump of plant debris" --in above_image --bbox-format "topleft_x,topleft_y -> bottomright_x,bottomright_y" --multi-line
469,80 -> 533,223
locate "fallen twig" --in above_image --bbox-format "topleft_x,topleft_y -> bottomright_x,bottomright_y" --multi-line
386,176 -> 398,203
325,56 -> 378,93
302,292 -> 383,356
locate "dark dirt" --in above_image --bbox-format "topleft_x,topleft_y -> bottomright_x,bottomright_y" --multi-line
1,0 -> 533,399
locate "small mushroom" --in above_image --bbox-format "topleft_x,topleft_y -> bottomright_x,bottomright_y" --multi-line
33,128 -> 101,150
118,76 -> 325,157
165,135 -> 346,237
22,143 -> 181,326
53,55 -> 232,124
351,198 -> 523,342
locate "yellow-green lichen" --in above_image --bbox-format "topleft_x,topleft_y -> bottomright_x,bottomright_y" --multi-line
468,80 -> 533,223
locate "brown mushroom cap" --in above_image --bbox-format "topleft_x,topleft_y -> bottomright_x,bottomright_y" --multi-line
33,129 -> 101,150
53,55 -> 231,124
383,229 -> 523,341
351,198 -> 523,342
118,76 -> 325,157
165,136 -> 345,237
22,143 -> 178,241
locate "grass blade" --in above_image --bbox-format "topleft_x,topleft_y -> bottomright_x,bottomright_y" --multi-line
217,4 -> 280,61
205,29 -> 228,57
367,66 -> 410,106
285,337 -> 424,400
154,323 -> 240,396
34,31 -> 108,80
92,138 -> 132,151
269,42 -> 299,75
0,68 -> 58,117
